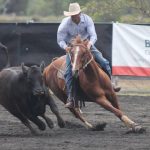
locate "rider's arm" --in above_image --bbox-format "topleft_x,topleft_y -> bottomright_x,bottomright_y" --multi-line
86,15 -> 97,46
57,18 -> 68,50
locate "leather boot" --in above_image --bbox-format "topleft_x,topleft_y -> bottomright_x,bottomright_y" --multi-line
104,68 -> 121,92
112,83 -> 121,92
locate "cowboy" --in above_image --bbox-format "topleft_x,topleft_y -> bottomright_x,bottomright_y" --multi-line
57,2 -> 121,108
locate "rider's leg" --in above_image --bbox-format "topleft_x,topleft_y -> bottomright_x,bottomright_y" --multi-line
91,46 -> 111,78
64,54 -> 74,107
91,46 -> 121,92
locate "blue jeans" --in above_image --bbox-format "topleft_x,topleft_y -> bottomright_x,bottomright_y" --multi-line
64,45 -> 111,97
64,54 -> 73,96
91,45 -> 111,78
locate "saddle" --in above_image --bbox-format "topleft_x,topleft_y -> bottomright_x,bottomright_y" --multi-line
57,62 -> 66,80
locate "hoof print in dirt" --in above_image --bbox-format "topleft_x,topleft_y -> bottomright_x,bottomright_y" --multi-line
91,122 -> 107,131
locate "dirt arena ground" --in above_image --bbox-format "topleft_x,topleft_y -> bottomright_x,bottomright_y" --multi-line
0,95 -> 149,150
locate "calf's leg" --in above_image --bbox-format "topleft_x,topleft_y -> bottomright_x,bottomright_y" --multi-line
4,103 -> 36,134
28,115 -> 46,131
41,114 -> 54,129
47,95 -> 65,128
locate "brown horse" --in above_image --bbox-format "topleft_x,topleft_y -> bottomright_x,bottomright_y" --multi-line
43,36 -> 145,133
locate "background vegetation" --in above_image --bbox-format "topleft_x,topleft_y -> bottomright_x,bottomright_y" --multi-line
0,0 -> 150,23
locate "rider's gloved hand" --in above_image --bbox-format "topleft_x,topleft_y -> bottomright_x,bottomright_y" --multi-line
65,46 -> 71,53
87,41 -> 92,50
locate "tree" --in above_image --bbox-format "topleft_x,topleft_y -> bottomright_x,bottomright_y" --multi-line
82,0 -> 150,23
2,0 -> 28,15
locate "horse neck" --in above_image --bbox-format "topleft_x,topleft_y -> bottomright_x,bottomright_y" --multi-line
82,59 -> 100,81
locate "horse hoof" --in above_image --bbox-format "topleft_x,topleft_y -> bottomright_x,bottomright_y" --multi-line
126,125 -> 146,134
90,122 -> 107,131
134,126 -> 146,133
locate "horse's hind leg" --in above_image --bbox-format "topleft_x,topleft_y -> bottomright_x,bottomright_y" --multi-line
95,96 -> 143,132
107,93 -> 120,110
96,96 -> 123,118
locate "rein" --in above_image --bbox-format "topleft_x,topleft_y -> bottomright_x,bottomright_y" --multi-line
83,55 -> 93,69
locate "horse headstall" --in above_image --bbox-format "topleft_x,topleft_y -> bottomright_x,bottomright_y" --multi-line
68,44 -> 93,70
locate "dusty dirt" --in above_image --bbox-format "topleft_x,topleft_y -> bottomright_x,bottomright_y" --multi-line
0,95 -> 149,150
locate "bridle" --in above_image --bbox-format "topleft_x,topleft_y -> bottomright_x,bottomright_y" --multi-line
68,44 -> 93,71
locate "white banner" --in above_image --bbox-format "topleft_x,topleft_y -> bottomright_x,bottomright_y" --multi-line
112,23 -> 150,76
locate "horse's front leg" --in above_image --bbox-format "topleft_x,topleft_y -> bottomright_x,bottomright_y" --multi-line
69,107 -> 93,129
95,96 -> 145,133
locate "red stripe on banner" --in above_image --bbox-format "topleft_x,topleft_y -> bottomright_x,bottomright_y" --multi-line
112,66 -> 150,76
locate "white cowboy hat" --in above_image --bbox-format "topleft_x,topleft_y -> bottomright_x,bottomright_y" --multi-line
64,3 -> 81,16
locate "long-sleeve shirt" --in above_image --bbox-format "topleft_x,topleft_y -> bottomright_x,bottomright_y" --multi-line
57,13 -> 97,50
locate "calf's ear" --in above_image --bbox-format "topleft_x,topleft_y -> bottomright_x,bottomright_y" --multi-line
21,63 -> 28,75
40,61 -> 45,73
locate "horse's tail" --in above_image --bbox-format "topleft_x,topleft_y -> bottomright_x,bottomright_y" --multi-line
0,43 -> 10,70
